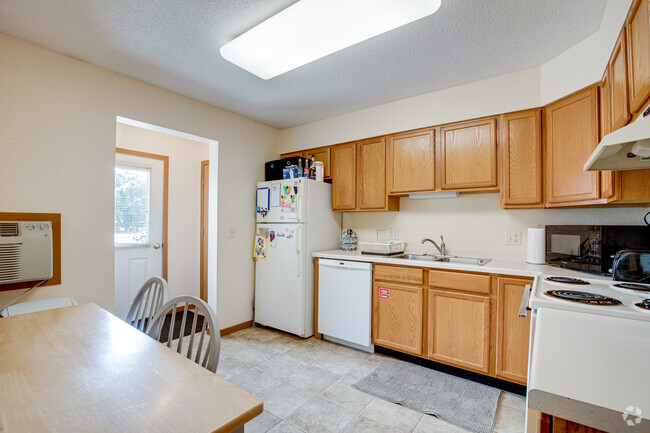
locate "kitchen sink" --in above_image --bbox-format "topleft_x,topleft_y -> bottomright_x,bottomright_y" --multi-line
433,256 -> 491,266
395,254 -> 491,266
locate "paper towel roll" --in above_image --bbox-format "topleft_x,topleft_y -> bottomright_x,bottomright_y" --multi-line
527,228 -> 546,264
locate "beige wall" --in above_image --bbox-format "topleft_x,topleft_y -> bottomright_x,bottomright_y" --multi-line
0,33 -> 278,329
115,122 -> 209,302
342,195 -> 647,254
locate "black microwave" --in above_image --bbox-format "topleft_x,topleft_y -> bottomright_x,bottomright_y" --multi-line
545,225 -> 650,275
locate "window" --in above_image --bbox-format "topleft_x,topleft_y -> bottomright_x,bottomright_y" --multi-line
115,164 -> 151,246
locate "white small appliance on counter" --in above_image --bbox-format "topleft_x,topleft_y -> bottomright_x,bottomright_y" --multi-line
254,178 -> 340,338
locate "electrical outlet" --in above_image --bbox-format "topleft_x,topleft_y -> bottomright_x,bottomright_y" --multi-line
228,228 -> 236,239
506,231 -> 522,246
388,229 -> 399,240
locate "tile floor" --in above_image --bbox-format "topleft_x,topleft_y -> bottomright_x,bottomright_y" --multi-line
215,327 -> 526,433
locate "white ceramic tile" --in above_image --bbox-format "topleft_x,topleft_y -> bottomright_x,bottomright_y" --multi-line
312,350 -> 364,376
341,415 -> 402,433
257,353 -> 307,379
245,410 -> 281,433
360,398 -> 424,433
286,396 -> 357,433
216,353 -> 255,380
256,381 -> 315,419
319,379 -> 374,413
286,365 -> 340,394
414,415 -> 471,433
500,392 -> 526,412
267,421 -> 306,433
493,405 -> 526,433
228,367 -> 280,396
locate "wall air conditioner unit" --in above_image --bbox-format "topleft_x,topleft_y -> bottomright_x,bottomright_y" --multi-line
0,221 -> 53,285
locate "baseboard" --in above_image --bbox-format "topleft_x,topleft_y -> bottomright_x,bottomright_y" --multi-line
220,320 -> 252,336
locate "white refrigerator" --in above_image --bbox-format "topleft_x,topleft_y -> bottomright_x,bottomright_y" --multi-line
254,178 -> 340,338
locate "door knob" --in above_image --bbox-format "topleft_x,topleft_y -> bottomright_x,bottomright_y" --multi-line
153,242 -> 161,249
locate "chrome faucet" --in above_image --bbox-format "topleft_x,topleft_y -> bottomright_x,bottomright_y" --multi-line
421,236 -> 446,256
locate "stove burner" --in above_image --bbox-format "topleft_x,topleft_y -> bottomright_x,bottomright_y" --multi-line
614,283 -> 650,292
545,290 -> 621,305
635,299 -> 650,311
545,276 -> 590,285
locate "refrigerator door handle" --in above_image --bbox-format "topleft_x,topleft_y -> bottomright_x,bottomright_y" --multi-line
297,181 -> 304,222
296,226 -> 303,277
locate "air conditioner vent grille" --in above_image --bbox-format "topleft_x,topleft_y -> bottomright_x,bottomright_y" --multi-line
0,244 -> 21,281
0,223 -> 19,237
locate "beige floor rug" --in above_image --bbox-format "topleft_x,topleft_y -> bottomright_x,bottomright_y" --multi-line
353,357 -> 501,433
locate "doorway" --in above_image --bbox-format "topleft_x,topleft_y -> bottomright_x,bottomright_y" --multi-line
114,148 -> 168,319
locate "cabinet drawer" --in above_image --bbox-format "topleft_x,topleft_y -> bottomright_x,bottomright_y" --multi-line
374,265 -> 424,285
428,270 -> 490,294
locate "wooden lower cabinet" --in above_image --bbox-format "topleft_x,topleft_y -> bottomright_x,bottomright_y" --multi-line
427,289 -> 490,374
372,281 -> 424,356
370,264 -> 531,385
539,414 -> 607,433
495,277 -> 531,385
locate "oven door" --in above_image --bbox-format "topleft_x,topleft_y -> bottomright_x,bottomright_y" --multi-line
545,225 -> 602,274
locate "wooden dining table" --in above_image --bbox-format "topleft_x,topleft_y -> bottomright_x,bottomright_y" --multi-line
0,303 -> 262,433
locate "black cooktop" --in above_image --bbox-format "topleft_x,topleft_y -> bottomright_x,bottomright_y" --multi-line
544,290 -> 621,305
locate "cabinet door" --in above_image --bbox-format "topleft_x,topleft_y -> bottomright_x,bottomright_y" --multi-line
357,137 -> 387,209
599,73 -> 618,200
500,109 -> 543,208
303,147 -> 331,178
439,118 -> 497,190
331,142 -> 356,211
495,278 -> 531,385
545,87 -> 600,205
387,129 -> 435,194
626,0 -> 650,113
610,29 -> 631,130
373,282 -> 423,355
428,289 -> 490,374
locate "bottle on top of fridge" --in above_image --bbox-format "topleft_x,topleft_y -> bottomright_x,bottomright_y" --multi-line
303,158 -> 310,178
310,155 -> 316,179
297,158 -> 303,177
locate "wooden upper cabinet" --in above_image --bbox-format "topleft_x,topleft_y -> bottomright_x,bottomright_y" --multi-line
610,29 -> 631,130
626,0 -> 650,113
495,277 -> 532,385
500,109 -> 543,208
599,74 -> 618,201
544,86 -> 600,205
331,142 -> 356,211
357,137 -> 388,210
386,129 -> 435,194
302,147 -> 331,178
439,118 -> 498,190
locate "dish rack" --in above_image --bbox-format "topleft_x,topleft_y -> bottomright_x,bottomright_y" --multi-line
359,241 -> 405,256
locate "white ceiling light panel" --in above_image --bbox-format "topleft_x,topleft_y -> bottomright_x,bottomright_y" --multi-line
220,0 -> 442,79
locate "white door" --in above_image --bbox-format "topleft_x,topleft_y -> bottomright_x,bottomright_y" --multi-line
254,223 -> 306,336
114,152 -> 164,319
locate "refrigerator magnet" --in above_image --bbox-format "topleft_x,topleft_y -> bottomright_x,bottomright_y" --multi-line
253,233 -> 267,260
269,229 -> 276,247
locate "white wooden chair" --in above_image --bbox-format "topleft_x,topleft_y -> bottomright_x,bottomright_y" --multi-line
125,276 -> 168,332
146,295 -> 220,373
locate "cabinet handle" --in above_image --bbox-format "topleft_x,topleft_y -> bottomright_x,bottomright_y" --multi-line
518,284 -> 532,318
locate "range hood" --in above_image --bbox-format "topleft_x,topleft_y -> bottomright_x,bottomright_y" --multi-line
584,105 -> 650,171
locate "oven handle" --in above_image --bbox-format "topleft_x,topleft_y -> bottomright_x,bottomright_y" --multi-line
518,284 -> 532,318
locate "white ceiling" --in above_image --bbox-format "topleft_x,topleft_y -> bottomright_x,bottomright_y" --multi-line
0,0 -> 607,129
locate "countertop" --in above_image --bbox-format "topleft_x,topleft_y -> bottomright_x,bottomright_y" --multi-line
528,308 -> 650,432
312,249 -> 609,280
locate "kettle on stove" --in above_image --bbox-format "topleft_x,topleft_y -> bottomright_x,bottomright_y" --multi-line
612,250 -> 650,283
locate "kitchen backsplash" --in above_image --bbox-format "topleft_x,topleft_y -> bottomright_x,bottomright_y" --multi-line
341,194 -> 646,253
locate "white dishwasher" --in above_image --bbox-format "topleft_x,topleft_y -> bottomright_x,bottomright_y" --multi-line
318,259 -> 374,352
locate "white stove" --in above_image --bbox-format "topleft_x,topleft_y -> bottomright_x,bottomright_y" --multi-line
530,275 -> 650,322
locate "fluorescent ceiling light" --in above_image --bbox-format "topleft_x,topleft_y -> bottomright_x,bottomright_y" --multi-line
220,0 -> 442,80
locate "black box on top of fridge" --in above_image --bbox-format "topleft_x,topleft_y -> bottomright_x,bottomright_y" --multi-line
265,157 -> 304,181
